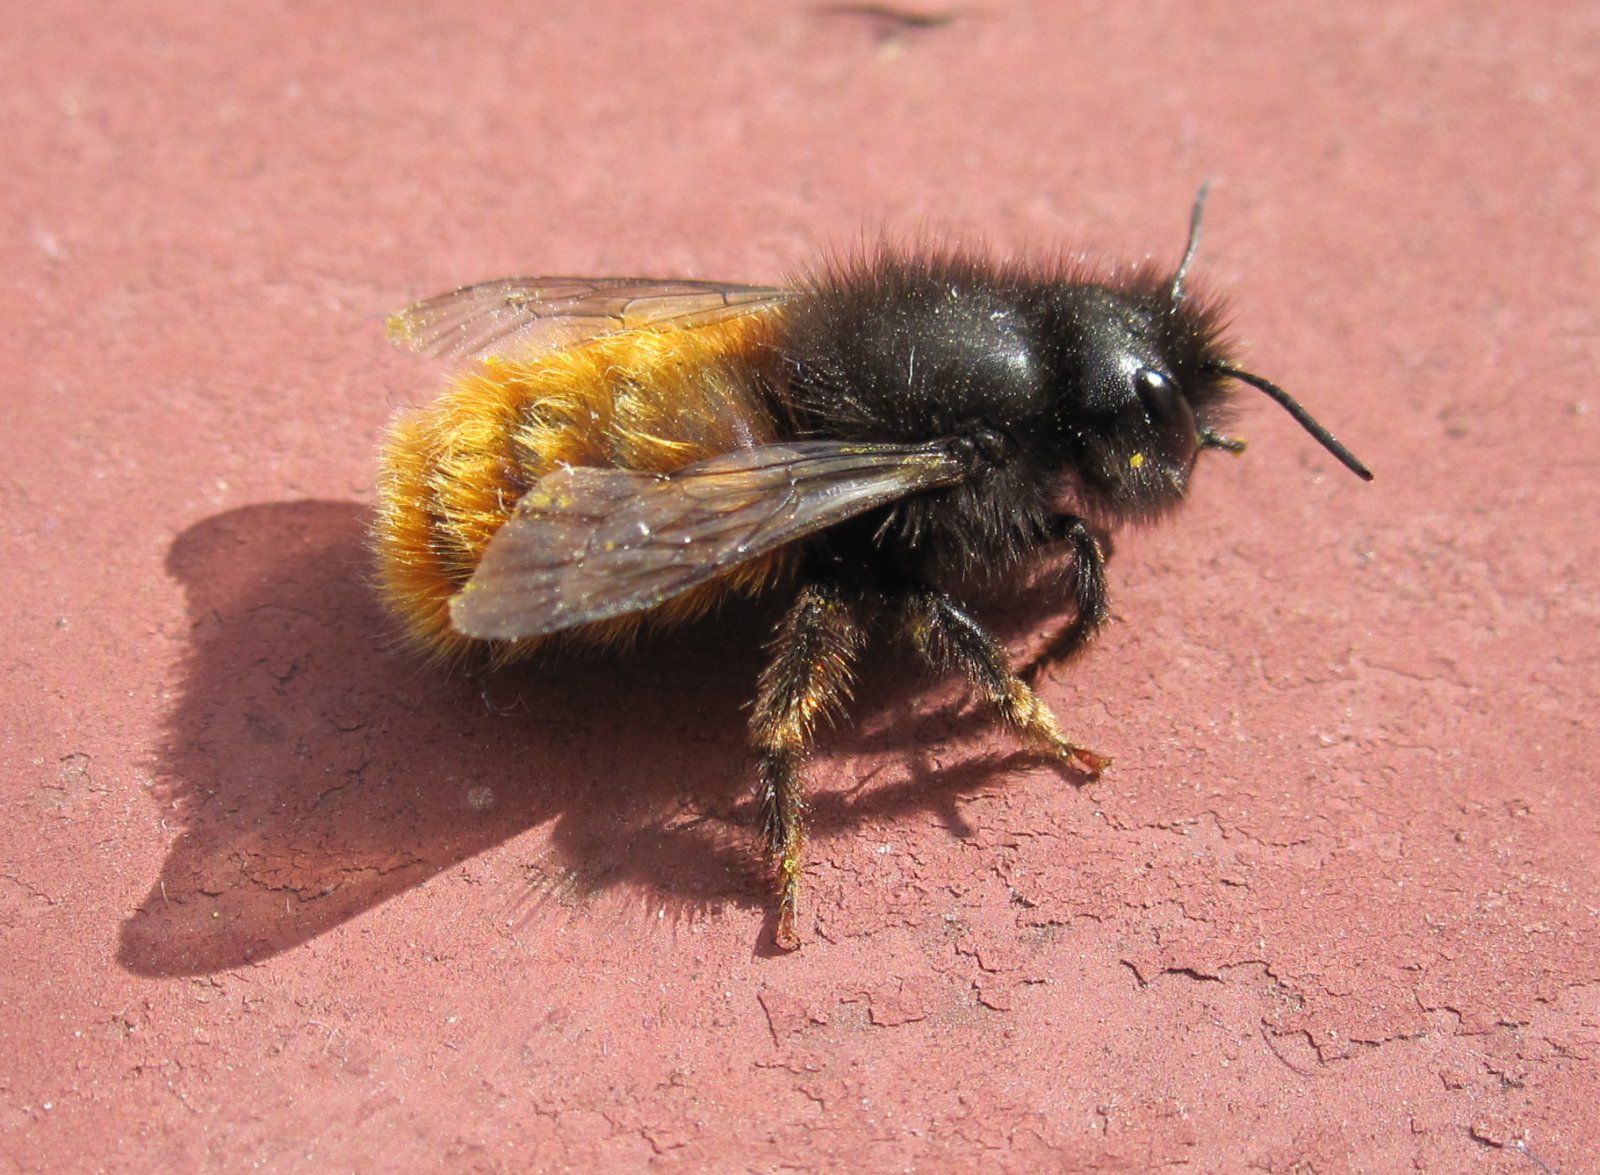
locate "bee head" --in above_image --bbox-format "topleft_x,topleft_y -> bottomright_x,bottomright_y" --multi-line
1057,285 -> 1225,511
1047,185 -> 1371,517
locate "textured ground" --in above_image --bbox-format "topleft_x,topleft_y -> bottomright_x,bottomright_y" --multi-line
4,2 -> 1597,1170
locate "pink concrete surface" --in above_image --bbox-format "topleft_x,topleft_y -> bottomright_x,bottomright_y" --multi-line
4,1 -> 1596,1169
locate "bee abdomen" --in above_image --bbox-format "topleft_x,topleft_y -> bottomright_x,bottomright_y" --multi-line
373,313 -> 792,662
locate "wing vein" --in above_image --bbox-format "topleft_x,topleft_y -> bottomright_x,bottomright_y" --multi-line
449,441 -> 968,639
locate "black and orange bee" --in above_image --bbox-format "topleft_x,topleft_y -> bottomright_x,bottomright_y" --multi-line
374,190 -> 1371,950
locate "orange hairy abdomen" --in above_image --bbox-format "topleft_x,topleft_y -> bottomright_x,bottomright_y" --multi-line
374,313 -> 791,661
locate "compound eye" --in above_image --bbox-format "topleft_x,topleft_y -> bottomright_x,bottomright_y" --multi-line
1134,368 -> 1198,466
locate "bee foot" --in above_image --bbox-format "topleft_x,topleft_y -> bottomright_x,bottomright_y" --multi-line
1060,744 -> 1110,779
773,905 -> 802,952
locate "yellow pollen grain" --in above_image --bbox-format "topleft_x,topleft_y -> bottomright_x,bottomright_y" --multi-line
1129,452 -> 1145,469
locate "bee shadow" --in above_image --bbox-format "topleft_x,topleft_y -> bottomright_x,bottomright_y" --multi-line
122,500 -> 1048,975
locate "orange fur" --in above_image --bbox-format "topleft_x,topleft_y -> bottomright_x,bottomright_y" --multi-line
374,312 -> 792,662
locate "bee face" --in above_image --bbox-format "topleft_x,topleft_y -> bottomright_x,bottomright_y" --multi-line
1042,285 -> 1222,513
1115,365 -> 1200,491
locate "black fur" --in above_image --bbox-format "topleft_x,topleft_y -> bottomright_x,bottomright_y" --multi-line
769,248 -> 1234,593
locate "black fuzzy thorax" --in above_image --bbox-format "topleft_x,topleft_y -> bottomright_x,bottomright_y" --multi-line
769,249 -> 1233,592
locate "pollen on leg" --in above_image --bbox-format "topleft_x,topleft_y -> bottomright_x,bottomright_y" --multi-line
774,850 -> 806,952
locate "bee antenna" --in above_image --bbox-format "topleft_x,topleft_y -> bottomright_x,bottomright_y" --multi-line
1171,180 -> 1211,303
1208,362 -> 1374,481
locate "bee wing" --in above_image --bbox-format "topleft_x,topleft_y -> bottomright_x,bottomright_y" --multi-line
450,441 -> 968,639
387,277 -> 795,361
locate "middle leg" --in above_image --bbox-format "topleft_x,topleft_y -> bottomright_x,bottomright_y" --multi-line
902,587 -> 1109,777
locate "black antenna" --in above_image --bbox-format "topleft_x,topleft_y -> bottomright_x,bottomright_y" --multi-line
1171,180 -> 1211,302
1209,362 -> 1374,481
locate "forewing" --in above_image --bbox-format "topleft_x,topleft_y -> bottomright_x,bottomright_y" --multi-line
387,277 -> 794,361
449,441 -> 968,639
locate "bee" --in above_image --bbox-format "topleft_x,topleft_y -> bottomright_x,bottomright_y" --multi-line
373,189 -> 1371,950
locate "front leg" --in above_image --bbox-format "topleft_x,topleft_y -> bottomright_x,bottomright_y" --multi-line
902,587 -> 1109,777
1019,513 -> 1109,682
750,580 -> 865,951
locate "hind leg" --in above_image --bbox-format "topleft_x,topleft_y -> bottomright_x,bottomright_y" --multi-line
750,581 -> 864,950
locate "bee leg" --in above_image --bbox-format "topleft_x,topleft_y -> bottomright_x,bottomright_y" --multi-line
751,580 -> 864,951
1019,514 -> 1109,683
904,587 -> 1109,778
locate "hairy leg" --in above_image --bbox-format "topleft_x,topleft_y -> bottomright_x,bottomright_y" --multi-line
904,587 -> 1108,777
1019,514 -> 1109,682
750,580 -> 864,950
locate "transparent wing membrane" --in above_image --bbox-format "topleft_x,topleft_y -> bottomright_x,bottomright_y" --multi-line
449,441 -> 969,639
388,277 -> 795,361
